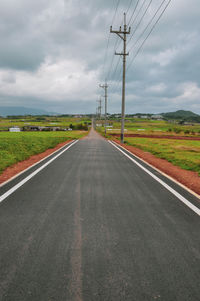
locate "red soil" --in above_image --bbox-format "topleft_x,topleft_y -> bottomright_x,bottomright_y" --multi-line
113,139 -> 200,197
110,133 -> 200,140
0,140 -> 72,185
1,133 -> 200,198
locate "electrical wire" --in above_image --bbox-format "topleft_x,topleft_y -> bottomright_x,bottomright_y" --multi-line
102,0 -> 121,80
128,0 -> 166,53
110,56 -> 121,82
106,35 -> 121,81
128,0 -> 146,30
126,0 -> 134,15
127,0 -> 141,26
127,0 -> 153,45
127,0 -> 172,71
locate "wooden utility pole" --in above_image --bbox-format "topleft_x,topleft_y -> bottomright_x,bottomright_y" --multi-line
99,97 -> 102,119
110,13 -> 130,143
96,98 -> 102,119
100,83 -> 108,135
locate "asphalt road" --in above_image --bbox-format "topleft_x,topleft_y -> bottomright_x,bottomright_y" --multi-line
0,130 -> 200,301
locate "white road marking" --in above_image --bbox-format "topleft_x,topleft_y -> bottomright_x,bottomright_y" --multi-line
111,140 -> 200,200
109,140 -> 200,217
0,140 -> 76,188
0,140 -> 79,203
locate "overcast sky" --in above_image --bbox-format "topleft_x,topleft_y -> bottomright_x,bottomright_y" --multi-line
0,0 -> 199,114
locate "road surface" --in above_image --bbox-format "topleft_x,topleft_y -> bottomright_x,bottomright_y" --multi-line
0,130 -> 200,301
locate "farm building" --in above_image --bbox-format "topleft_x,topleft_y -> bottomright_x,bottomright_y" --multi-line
9,127 -> 21,132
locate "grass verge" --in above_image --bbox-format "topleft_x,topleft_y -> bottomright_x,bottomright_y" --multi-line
0,131 -> 88,173
123,137 -> 200,175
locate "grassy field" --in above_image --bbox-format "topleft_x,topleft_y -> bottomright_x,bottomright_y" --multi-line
124,137 -> 200,175
96,119 -> 200,175
0,116 -> 91,131
0,131 -> 88,174
97,119 -> 200,136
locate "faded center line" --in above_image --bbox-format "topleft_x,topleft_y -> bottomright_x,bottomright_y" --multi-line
69,169 -> 83,301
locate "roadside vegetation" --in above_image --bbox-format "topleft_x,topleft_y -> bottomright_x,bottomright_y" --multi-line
0,115 -> 91,131
0,131 -> 88,174
124,137 -> 200,175
96,118 -> 200,175
97,119 -> 200,136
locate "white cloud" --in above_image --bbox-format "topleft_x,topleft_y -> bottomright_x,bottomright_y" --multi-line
152,48 -> 178,67
172,82 -> 200,103
0,58 -> 99,101
147,83 -> 166,93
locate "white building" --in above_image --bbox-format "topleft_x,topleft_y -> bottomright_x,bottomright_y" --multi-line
9,127 -> 21,132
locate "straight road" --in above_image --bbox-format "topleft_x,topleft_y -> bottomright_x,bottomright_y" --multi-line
0,130 -> 200,301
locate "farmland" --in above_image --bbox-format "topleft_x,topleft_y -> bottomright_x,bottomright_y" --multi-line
96,118 -> 200,175
124,137 -> 200,175
97,119 -> 200,136
0,115 -> 91,131
0,131 -> 88,174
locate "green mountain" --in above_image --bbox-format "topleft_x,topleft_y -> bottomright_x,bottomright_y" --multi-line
162,110 -> 200,121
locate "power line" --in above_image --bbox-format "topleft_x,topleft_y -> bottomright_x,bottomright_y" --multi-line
103,0 -> 121,80
128,0 -> 167,53
126,0 -> 134,15
111,0 -> 122,26
106,35 -> 121,81
127,0 -> 153,45
110,69 -> 123,95
128,0 -> 146,29
127,0 -> 172,71
109,55 -> 122,87
127,0 -> 141,26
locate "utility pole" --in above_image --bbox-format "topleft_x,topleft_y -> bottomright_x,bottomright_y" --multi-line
99,97 -> 102,119
96,98 -> 102,119
100,82 -> 108,135
110,13 -> 130,143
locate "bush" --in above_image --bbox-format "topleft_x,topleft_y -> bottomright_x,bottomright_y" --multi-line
173,128 -> 181,134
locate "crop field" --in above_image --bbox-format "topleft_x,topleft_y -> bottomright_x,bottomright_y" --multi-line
0,116 -> 91,131
123,137 -> 200,175
96,118 -> 200,175
0,131 -> 88,174
98,119 -> 200,136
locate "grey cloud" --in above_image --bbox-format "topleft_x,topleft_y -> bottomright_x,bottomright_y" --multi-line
0,0 -> 200,114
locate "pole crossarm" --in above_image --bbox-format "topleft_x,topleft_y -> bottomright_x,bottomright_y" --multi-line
115,51 -> 129,56
110,27 -> 131,41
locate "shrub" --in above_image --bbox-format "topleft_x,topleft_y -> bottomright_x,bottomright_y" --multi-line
174,128 -> 181,134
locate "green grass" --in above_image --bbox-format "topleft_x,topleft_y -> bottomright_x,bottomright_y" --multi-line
123,137 -> 200,175
0,131 -> 88,173
98,119 -> 200,136
0,116 -> 91,130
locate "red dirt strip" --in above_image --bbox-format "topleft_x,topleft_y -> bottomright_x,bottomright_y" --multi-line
0,140 -> 72,185
113,139 -> 200,197
110,133 -> 200,140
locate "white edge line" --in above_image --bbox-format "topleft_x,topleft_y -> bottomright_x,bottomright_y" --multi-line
0,139 -> 79,203
108,140 -> 200,216
0,140 -> 76,188
111,140 -> 200,200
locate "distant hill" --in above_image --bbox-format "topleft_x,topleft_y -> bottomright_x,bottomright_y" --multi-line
0,106 -> 52,117
162,110 -> 200,122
